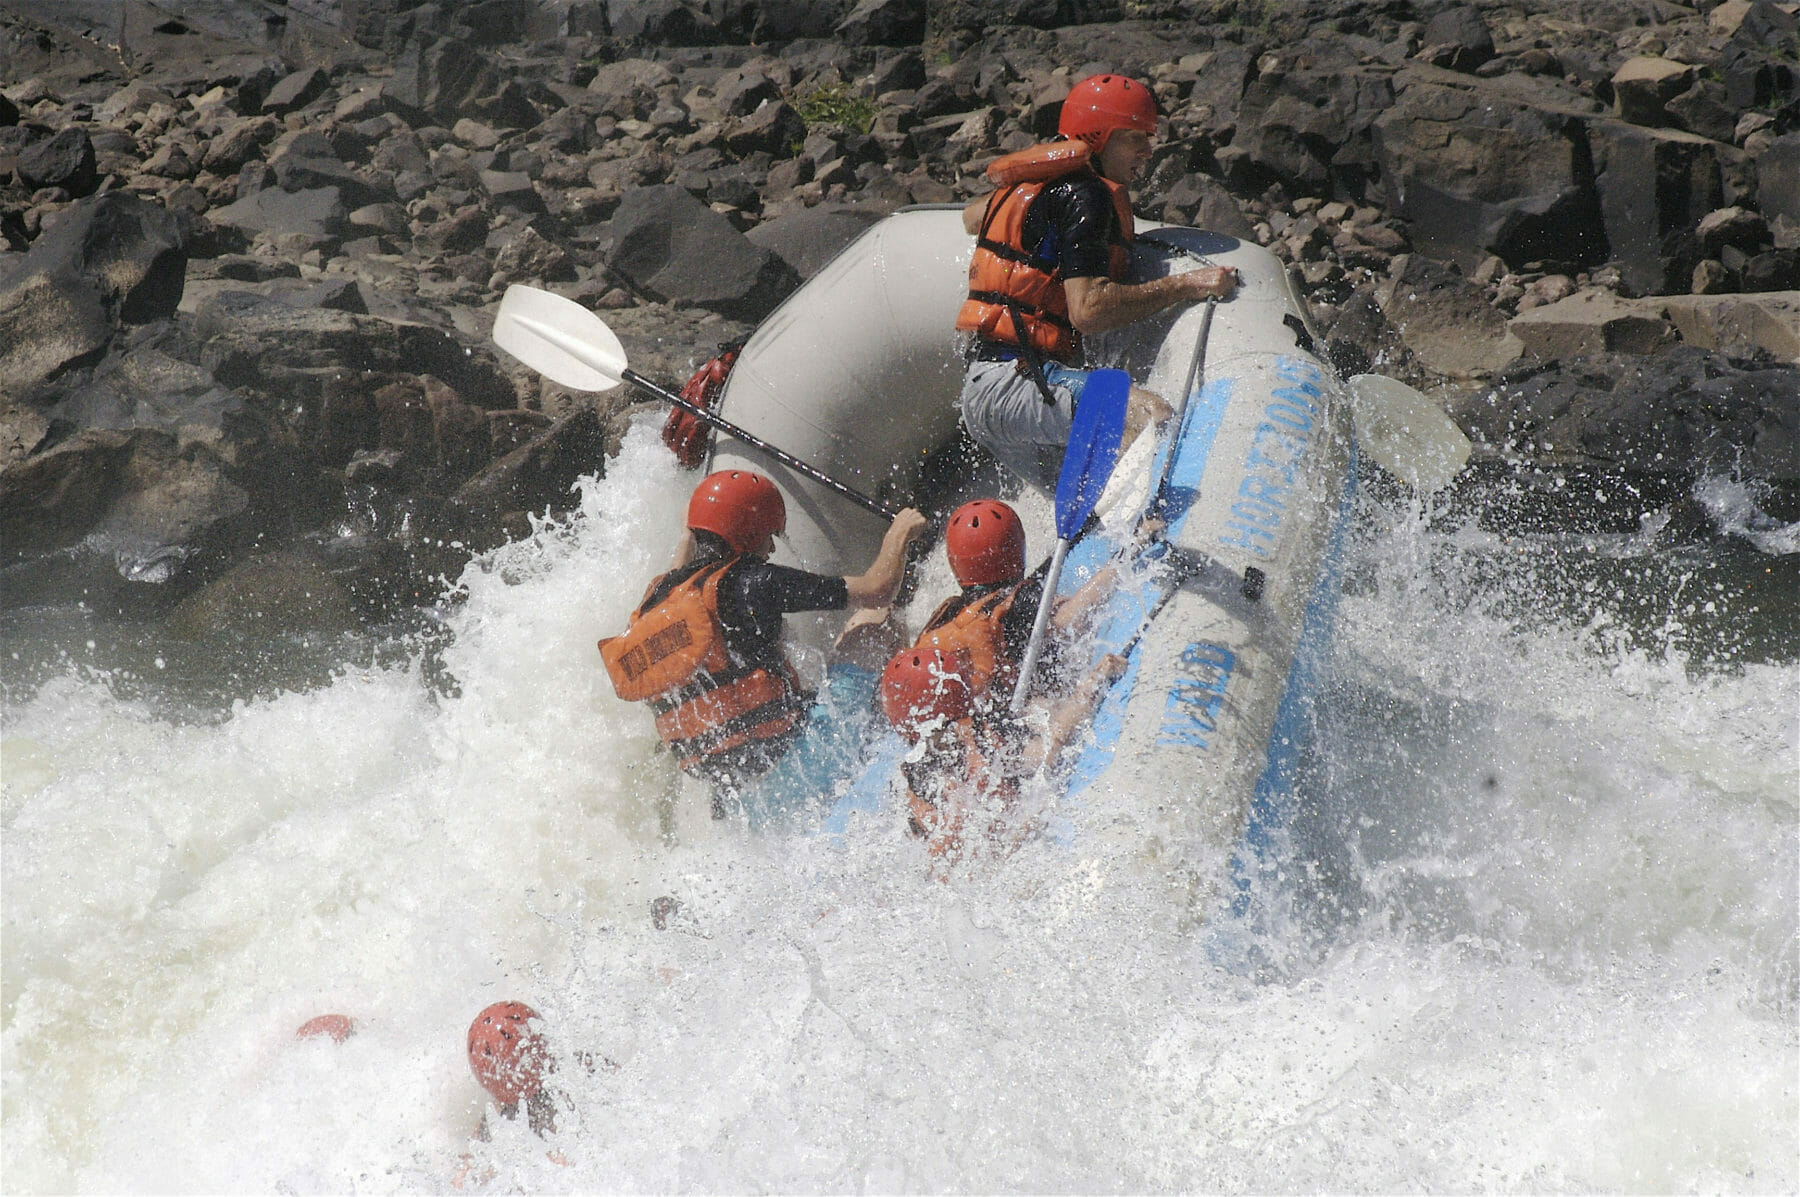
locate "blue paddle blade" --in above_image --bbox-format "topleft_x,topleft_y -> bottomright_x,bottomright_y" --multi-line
1053,368 -> 1130,540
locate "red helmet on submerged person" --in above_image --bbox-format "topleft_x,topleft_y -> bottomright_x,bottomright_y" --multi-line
1058,74 -> 1158,153
687,470 -> 786,554
945,499 -> 1026,588
880,647 -> 975,740
467,1001 -> 550,1106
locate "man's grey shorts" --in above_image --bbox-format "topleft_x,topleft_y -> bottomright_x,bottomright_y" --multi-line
958,358 -> 1093,494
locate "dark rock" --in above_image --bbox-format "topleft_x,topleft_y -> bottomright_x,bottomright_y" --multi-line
454,405 -> 612,518
480,169 -> 546,214
1382,255 -> 1515,379
1374,78 -> 1606,272
608,0 -> 718,44
610,184 -> 800,319
208,186 -> 348,244
262,67 -> 330,114
1592,122 -> 1722,297
1742,248 -> 1800,291
1473,348 -> 1800,485
202,116 -> 280,174
715,69 -> 782,118
91,444 -> 250,585
17,127 -> 98,198
392,36 -> 500,120
1757,134 -> 1800,227
274,156 -> 392,209
0,193 -> 188,394
1417,6 -> 1495,74
722,99 -> 806,158
746,205 -> 883,279
836,0 -> 926,47
0,429 -> 134,561
1664,79 -> 1739,144
163,549 -> 359,639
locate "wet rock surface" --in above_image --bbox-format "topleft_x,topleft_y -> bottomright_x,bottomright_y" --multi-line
2,0 -> 1795,628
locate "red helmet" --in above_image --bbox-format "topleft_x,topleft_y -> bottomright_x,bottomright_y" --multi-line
880,647 -> 974,740
945,500 -> 1026,587
467,1001 -> 549,1106
686,470 -> 785,553
1058,74 -> 1158,152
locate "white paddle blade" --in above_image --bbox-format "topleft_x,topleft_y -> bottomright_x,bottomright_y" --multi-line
1347,373 -> 1473,492
492,285 -> 628,392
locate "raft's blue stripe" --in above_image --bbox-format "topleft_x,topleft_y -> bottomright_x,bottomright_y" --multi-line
1223,437 -> 1357,920
1058,374 -> 1235,812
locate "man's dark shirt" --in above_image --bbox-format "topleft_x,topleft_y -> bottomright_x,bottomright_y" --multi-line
640,552 -> 848,673
1017,170 -> 1124,283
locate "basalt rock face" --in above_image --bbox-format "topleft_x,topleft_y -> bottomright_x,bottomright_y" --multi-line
2,0 -> 1796,625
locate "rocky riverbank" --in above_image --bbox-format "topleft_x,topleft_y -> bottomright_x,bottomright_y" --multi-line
2,0 -> 1796,631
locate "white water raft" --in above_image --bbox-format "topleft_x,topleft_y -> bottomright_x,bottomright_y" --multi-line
707,207 -> 1356,907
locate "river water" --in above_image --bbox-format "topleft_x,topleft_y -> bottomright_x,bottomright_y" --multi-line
3,422 -> 1796,1193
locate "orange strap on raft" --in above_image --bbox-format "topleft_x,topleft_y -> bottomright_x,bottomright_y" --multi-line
660,344 -> 741,469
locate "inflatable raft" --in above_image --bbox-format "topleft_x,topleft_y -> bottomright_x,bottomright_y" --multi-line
704,207 -> 1355,910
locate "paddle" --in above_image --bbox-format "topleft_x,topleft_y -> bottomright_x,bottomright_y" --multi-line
491,284 -> 899,519
1008,368 -> 1132,716
1147,296 -> 1216,522
1346,373 -> 1472,493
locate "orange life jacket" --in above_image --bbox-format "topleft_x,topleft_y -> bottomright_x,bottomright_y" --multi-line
913,581 -> 1029,702
599,558 -> 808,776
955,141 -> 1136,363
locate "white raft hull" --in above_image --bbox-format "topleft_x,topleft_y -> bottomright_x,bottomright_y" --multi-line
708,208 -> 1354,903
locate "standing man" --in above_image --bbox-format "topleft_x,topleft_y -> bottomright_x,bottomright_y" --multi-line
956,73 -> 1238,493
601,469 -> 926,810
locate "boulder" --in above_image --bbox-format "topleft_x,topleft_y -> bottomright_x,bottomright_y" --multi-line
609,183 -> 800,318
454,404 -> 613,518
1373,77 -> 1606,272
1507,289 -> 1679,360
745,205 -> 883,279
0,429 -> 133,560
836,0 -> 926,47
1757,134 -> 1800,227
17,127 -> 98,197
261,67 -> 330,114
90,445 -> 250,584
1417,7 -> 1496,73
0,193 -> 188,395
607,0 -> 718,44
1474,347 -> 1800,484
163,549 -> 359,639
1591,122 -> 1722,297
1610,56 -> 1695,127
1381,257 -> 1518,379
1661,291 -> 1800,362
208,186 -> 348,243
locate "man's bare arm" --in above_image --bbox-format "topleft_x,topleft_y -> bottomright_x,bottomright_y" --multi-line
844,508 -> 929,607
1063,268 -> 1237,334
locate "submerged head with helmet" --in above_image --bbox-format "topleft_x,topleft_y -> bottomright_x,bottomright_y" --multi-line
1058,73 -> 1158,185
945,499 -> 1026,588
880,646 -> 975,742
686,469 -> 786,557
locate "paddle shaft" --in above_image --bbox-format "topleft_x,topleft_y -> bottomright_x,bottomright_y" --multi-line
1149,297 -> 1215,519
1009,537 -> 1071,716
617,365 -> 898,519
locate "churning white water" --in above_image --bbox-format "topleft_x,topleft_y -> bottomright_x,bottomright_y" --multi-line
3,422 -> 1796,1193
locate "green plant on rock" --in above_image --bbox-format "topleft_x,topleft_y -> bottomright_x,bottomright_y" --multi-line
794,82 -> 878,135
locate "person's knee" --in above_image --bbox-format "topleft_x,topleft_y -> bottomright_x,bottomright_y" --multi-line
1130,387 -> 1173,425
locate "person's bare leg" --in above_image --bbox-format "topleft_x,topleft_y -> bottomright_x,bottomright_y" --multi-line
1123,384 -> 1173,447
